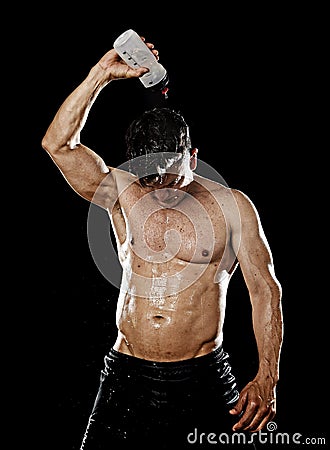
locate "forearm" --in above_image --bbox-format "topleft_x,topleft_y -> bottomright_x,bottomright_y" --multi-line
42,64 -> 110,154
252,286 -> 283,385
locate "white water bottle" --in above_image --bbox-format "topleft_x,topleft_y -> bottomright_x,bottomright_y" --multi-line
113,29 -> 169,91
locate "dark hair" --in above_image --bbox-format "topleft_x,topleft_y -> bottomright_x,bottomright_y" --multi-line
125,107 -> 192,180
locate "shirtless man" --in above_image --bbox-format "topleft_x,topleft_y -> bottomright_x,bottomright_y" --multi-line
41,35 -> 283,449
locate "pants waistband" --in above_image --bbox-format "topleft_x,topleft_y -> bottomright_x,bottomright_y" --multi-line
104,346 -> 228,381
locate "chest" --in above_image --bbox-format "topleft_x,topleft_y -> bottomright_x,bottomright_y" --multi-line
123,194 -> 229,263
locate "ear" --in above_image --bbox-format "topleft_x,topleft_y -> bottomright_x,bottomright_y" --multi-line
190,148 -> 198,171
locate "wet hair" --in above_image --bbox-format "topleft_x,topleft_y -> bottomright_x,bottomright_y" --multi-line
125,107 -> 192,182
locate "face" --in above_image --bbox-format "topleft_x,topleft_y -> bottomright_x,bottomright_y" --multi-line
138,149 -> 198,207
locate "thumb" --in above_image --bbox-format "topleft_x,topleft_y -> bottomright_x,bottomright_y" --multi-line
125,66 -> 149,79
229,393 -> 246,415
229,406 -> 239,415
136,66 -> 149,76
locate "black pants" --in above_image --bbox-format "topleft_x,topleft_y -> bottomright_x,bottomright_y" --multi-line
80,346 -> 240,449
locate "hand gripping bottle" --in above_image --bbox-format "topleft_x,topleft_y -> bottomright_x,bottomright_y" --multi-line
113,29 -> 169,93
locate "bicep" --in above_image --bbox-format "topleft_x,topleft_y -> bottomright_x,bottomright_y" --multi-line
48,143 -> 118,208
239,226 -> 276,296
232,190 -> 280,296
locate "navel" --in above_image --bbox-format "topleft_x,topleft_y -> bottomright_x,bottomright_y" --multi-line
202,249 -> 209,257
153,314 -> 165,321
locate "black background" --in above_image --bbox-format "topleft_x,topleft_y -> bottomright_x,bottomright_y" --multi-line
17,5 -> 327,450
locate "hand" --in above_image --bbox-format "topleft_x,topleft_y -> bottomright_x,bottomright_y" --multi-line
98,36 -> 159,81
229,378 -> 276,432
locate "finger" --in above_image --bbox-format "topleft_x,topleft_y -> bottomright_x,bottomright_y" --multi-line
237,399 -> 276,432
139,36 -> 159,59
246,408 -> 275,432
230,391 -> 248,416
249,404 -> 276,432
145,42 -> 155,50
152,49 -> 159,60
232,401 -> 258,431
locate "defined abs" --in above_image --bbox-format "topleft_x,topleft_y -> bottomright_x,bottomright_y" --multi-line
116,294 -> 221,361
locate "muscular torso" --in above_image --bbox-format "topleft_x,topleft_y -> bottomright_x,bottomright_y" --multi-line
110,175 -> 239,361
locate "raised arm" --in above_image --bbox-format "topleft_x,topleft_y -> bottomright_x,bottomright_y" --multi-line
41,38 -> 156,208
230,188 -> 283,432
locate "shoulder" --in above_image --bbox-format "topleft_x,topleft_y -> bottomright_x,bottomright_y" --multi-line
192,174 -> 231,197
231,188 -> 258,212
193,174 -> 253,206
230,188 -> 262,230
112,167 -> 138,190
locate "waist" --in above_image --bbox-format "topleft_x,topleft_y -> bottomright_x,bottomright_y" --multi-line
104,345 -> 228,381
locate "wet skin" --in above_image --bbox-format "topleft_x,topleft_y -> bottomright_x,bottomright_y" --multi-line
41,43 -> 283,431
111,172 -> 239,362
